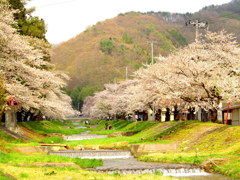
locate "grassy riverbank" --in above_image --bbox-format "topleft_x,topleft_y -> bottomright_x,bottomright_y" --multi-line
0,122 -> 103,179
0,126 -> 177,179
19,120 -> 85,135
66,120 -> 178,147
1,119 -> 240,179
58,119 -> 240,179
89,120 -> 157,134
0,164 -> 179,180
0,151 -> 102,168
0,120 -> 181,180
138,121 -> 240,179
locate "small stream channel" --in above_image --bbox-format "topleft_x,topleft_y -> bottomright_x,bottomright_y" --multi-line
55,121 -> 232,179
50,149 -> 231,179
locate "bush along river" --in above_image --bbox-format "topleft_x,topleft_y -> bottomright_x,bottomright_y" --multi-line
50,130 -> 232,180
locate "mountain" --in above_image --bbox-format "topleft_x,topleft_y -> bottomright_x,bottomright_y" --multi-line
51,0 -> 240,89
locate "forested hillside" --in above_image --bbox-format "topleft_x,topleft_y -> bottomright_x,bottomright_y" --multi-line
51,0 -> 240,89
51,13 -> 192,89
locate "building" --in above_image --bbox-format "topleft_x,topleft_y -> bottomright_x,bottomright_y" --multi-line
222,103 -> 240,126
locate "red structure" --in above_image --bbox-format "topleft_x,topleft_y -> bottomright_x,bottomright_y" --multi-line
226,102 -> 231,125
9,97 -> 15,106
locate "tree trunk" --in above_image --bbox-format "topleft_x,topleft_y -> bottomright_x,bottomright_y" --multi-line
5,107 -> 18,133
201,109 -> 208,122
174,105 -> 180,121
142,112 -> 148,121
209,109 -> 218,122
188,107 -> 195,120
155,109 -> 162,121
165,108 -> 170,121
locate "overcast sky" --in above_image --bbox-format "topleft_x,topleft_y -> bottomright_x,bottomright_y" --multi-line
26,0 -> 231,44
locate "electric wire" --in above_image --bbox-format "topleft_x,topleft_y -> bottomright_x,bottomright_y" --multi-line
34,0 -> 240,26
33,0 -> 81,8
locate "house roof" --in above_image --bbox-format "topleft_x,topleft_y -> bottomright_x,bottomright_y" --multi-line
222,104 -> 240,111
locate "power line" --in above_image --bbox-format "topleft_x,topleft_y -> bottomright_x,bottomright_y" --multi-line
184,13 -> 240,34
33,0 -> 81,8
186,10 -> 240,24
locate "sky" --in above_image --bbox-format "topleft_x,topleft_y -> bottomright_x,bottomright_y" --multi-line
26,0 -> 232,44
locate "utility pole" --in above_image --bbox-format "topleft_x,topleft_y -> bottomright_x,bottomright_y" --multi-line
195,20 -> 199,42
147,41 -> 157,65
185,20 -> 208,42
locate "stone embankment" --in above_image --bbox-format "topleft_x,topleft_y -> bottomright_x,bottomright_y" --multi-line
130,143 -> 180,157
50,150 -> 132,159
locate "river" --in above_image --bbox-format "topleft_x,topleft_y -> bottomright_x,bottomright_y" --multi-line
55,121 -> 232,179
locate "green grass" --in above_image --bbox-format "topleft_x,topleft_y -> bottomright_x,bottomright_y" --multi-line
66,121 -> 179,147
0,151 -> 102,168
19,121 -> 85,135
66,135 -> 172,147
0,131 -> 23,143
137,121 -> 240,179
215,157 -> 240,179
19,172 -> 29,178
41,136 -> 64,144
139,152 -> 216,164
0,171 -> 11,180
89,120 -> 134,131
89,120 -> 157,135
2,119 -> 240,179
0,163 -> 179,180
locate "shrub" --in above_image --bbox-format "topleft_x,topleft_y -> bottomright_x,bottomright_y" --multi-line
99,39 -> 115,54
122,32 -> 133,44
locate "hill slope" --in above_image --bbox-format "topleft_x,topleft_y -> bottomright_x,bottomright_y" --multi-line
51,0 -> 240,89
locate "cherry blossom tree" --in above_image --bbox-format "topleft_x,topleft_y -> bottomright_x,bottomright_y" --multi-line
82,80 -> 137,119
82,89 -> 111,119
0,1 -> 75,132
83,31 -> 240,122
134,31 -> 240,121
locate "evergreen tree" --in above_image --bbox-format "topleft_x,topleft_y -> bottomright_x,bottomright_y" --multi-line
8,0 -> 47,39
100,39 -> 115,54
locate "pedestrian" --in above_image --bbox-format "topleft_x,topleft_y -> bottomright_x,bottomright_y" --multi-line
105,122 -> 109,130
134,114 -> 138,121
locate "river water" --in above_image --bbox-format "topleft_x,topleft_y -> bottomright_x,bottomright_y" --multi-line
93,158 -> 232,180
58,123 -> 232,179
51,148 -> 232,179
